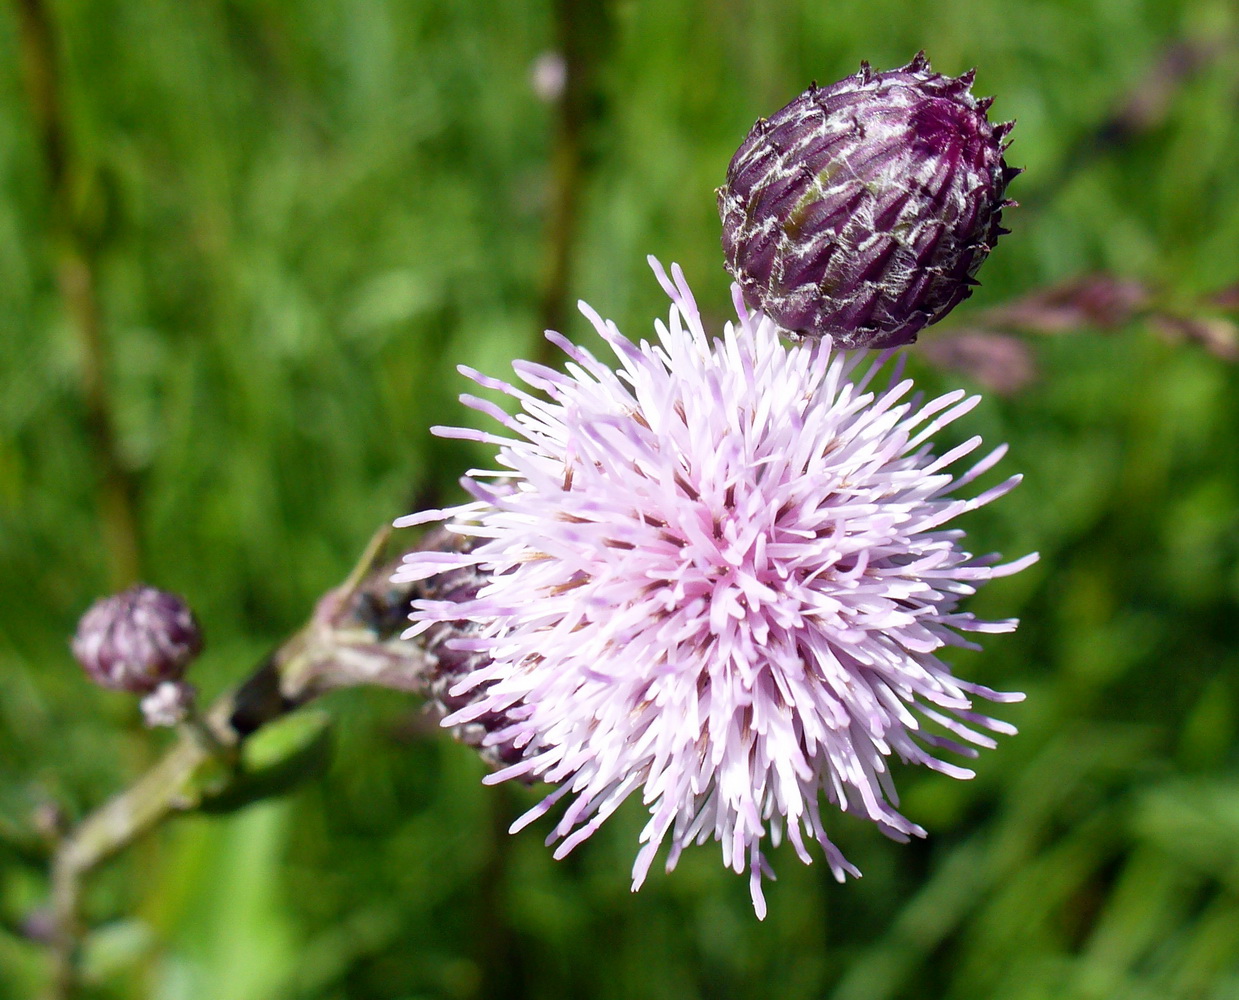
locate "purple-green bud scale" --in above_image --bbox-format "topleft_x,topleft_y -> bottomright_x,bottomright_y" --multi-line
71,584 -> 203,694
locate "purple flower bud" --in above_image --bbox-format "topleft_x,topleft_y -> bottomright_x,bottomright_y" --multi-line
71,584 -> 203,694
20,908 -> 57,945
719,52 -> 1019,349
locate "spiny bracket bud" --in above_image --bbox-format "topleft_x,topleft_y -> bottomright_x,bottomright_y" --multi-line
71,584 -> 203,704
412,527 -> 524,771
719,52 -> 1019,349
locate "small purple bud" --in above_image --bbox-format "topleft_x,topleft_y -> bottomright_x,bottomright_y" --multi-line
412,528 -> 524,770
719,52 -> 1018,349
31,801 -> 67,842
20,908 -> 57,945
71,584 -> 203,694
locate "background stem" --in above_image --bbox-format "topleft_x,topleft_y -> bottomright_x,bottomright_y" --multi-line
13,0 -> 143,588
534,0 -> 615,366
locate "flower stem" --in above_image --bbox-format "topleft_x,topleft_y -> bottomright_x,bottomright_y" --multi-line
40,527 -> 433,999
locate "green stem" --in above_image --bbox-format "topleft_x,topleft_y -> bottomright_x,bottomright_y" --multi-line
41,527 -> 432,999
47,738 -> 214,998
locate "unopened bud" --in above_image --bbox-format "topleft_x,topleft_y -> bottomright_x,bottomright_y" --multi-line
139,679 -> 198,728
31,801 -> 67,843
71,584 -> 203,695
719,52 -> 1018,349
20,908 -> 57,945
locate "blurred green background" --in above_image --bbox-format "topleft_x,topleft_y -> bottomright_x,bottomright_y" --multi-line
3,0 -> 1239,997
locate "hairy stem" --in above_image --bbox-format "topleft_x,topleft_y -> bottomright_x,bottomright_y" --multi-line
42,527 -> 433,999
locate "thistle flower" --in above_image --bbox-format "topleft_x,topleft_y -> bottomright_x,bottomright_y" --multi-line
396,259 -> 1035,916
719,53 -> 1018,349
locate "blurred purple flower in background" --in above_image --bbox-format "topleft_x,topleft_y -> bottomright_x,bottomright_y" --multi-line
396,259 -> 1035,916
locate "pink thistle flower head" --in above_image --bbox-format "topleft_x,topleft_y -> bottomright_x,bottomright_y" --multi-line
395,259 -> 1036,917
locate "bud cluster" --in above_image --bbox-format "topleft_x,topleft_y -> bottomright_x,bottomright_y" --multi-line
72,584 -> 202,694
72,584 -> 204,727
719,52 -> 1018,349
